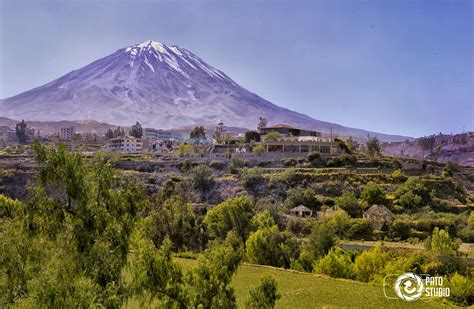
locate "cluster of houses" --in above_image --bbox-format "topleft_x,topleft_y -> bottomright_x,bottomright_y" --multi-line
1,118 -> 343,157
289,204 -> 395,230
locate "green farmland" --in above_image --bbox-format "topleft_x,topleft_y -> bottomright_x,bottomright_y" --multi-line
173,258 -> 451,309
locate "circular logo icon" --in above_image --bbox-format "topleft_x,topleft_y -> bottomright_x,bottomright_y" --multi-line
394,273 -> 424,301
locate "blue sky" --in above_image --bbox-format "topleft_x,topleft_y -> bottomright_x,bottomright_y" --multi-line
0,0 -> 472,137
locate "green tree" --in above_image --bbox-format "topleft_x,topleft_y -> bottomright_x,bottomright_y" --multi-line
105,128 -> 114,139
314,247 -> 355,279
144,196 -> 201,251
418,135 -> 436,158
191,164 -> 215,194
185,232 -> 244,309
190,126 -> 206,139
330,210 -> 350,237
263,131 -> 281,142
346,137 -> 360,153
448,273 -> 474,306
430,227 -> 459,256
204,196 -> 254,241
177,142 -> 193,157
240,168 -> 265,195
245,130 -> 261,143
354,246 -> 389,282
130,122 -> 143,138
307,221 -> 336,259
334,191 -> 362,217
284,187 -> 319,209
442,161 -> 457,177
393,177 -> 431,210
246,275 -> 281,309
128,234 -> 185,307
246,214 -> 299,268
15,120 -> 28,144
1,143 -> 146,307
366,136 -> 381,157
360,182 -> 387,206
252,144 -> 265,156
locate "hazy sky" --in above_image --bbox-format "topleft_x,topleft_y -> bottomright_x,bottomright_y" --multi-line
0,0 -> 472,137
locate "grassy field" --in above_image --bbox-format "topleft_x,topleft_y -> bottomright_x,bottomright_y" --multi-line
173,258 -> 452,309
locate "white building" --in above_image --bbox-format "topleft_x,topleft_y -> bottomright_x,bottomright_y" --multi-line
105,136 -> 143,153
143,128 -> 181,141
0,126 -> 17,146
58,127 -> 75,140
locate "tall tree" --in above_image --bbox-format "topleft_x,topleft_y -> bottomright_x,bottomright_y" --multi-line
130,122 -> 143,138
190,126 -> 206,139
366,136 -> 381,157
15,120 -> 28,144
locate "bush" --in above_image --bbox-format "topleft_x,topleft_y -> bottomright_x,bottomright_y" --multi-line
334,191 -> 362,217
281,158 -> 298,167
430,227 -> 459,256
314,247 -> 355,279
240,168 -> 265,195
228,157 -> 243,174
346,219 -> 373,240
448,273 -> 474,306
246,275 -> 281,309
191,165 -> 215,193
252,144 -> 265,156
391,169 -> 407,183
246,224 -> 299,269
360,182 -> 387,207
284,187 -> 320,209
308,152 -> 324,166
354,246 -> 389,282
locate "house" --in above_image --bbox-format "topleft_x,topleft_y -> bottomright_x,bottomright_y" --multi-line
0,126 -> 17,146
263,136 -> 340,154
57,127 -> 75,140
316,205 -> 344,219
259,124 -> 321,137
363,205 -> 395,229
105,136 -> 143,153
289,205 -> 313,218
143,128 -> 182,141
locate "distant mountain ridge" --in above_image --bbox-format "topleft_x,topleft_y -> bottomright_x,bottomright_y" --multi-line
0,40 -> 410,142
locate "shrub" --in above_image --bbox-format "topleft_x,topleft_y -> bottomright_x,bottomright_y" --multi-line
354,246 -> 389,282
246,275 -> 281,309
284,187 -> 319,209
393,177 -> 430,210
191,165 -> 214,193
360,182 -> 387,206
346,219 -> 373,240
448,273 -> 474,306
334,191 -> 362,217
228,157 -> 243,174
391,169 -> 407,183
246,224 -> 299,268
430,227 -> 459,256
281,157 -> 298,167
308,152 -> 324,166
240,168 -> 265,195
314,247 -> 355,279
252,144 -> 265,156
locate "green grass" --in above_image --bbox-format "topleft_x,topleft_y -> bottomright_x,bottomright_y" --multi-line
174,258 -> 452,309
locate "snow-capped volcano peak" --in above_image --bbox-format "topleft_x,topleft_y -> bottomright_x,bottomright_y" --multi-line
122,40 -> 229,81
